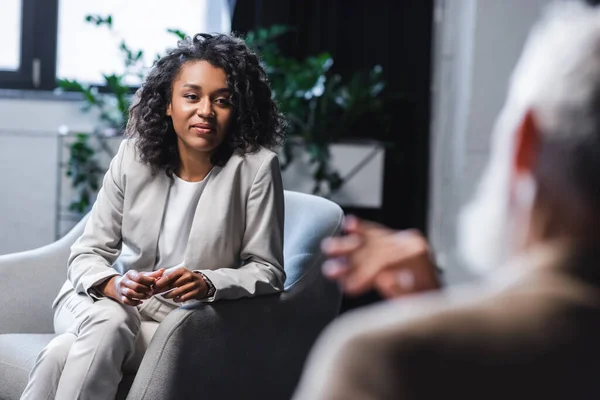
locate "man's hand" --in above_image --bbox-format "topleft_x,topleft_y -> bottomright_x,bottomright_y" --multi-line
321,216 -> 440,298
98,269 -> 165,306
152,267 -> 209,302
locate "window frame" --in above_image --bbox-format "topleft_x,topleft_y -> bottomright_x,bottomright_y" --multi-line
0,0 -> 234,92
0,0 -> 58,91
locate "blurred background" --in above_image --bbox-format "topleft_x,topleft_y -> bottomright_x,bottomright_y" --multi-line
0,0 -> 569,310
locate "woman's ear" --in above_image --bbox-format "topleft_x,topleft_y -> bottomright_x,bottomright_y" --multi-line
514,109 -> 540,175
166,103 -> 172,117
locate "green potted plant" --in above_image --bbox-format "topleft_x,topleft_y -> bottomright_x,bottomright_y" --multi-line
245,25 -> 391,196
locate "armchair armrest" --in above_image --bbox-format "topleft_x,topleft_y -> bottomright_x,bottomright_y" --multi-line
0,243 -> 70,334
127,263 -> 340,400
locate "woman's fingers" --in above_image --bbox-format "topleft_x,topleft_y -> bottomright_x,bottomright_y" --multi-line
120,285 -> 148,300
122,277 -> 152,294
175,289 -> 202,303
168,272 -> 195,291
126,270 -> 156,286
120,277 -> 152,299
153,268 -> 184,292
163,282 -> 197,300
117,269 -> 157,301
145,268 -> 165,279
115,268 -> 213,303
120,295 -> 142,307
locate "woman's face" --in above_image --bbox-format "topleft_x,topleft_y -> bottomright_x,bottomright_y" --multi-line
167,60 -> 233,159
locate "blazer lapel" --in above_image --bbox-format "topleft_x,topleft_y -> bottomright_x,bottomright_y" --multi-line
184,166 -> 222,267
138,172 -> 171,269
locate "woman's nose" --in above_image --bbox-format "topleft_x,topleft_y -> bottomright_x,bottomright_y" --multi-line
197,98 -> 213,117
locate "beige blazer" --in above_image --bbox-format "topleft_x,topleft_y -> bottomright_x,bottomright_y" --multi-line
54,139 -> 285,307
293,242 -> 600,399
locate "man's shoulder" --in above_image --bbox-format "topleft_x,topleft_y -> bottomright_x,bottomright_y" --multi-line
296,270 -> 600,399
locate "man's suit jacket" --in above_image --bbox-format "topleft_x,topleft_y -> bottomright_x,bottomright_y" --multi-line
293,242 -> 600,399
54,139 -> 285,307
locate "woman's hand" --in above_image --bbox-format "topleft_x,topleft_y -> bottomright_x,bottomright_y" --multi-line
153,267 -> 209,302
98,269 -> 165,306
321,216 -> 440,299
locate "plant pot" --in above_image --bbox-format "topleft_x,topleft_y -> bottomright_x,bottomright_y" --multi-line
280,139 -> 385,208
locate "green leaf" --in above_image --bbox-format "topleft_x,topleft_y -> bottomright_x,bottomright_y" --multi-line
82,88 -> 98,105
370,82 -> 385,97
56,78 -> 86,93
269,25 -> 292,36
85,14 -> 113,29
167,28 -> 187,40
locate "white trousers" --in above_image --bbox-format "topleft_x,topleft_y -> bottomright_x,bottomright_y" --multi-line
20,290 -> 177,400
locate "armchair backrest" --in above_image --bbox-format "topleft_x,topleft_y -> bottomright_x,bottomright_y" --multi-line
0,214 -> 90,333
282,191 -> 344,290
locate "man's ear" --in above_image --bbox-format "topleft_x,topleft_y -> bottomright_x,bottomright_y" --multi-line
514,109 -> 540,175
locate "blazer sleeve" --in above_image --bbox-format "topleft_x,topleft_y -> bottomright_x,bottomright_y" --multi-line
67,140 -> 127,296
197,154 -> 285,302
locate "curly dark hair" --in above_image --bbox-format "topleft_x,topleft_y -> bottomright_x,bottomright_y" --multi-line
127,33 -> 286,176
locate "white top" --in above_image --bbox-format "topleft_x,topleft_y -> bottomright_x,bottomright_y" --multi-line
154,172 -> 210,271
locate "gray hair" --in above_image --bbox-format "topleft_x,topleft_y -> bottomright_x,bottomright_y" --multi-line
458,1 -> 600,273
508,1 -> 600,215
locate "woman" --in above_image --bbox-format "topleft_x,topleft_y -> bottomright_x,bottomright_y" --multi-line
21,33 -> 286,400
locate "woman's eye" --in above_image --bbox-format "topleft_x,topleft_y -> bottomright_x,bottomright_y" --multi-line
184,94 -> 198,100
214,98 -> 231,105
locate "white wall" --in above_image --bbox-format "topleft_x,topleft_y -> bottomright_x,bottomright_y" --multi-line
0,97 -> 100,254
0,98 -> 100,133
429,0 -> 554,285
0,133 -> 58,254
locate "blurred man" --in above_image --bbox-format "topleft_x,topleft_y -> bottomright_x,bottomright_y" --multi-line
293,2 -> 600,399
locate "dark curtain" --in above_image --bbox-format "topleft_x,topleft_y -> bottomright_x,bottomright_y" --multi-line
232,0 -> 434,309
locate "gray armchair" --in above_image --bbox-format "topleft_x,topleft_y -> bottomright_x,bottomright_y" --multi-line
0,191 -> 344,400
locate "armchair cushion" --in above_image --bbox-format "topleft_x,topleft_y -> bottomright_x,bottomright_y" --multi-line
0,334 -> 55,400
0,322 -> 160,400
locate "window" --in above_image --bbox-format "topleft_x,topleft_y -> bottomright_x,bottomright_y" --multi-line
0,0 -> 22,71
57,0 -> 231,86
0,0 -> 57,90
0,0 -> 231,90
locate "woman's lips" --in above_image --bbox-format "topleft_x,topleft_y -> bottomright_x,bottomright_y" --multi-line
191,124 -> 214,135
